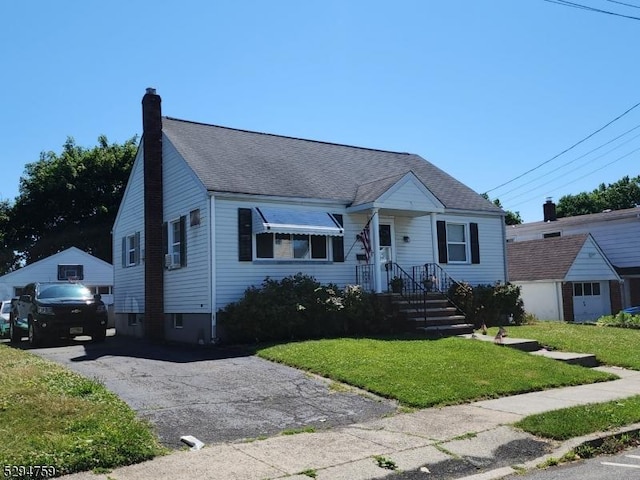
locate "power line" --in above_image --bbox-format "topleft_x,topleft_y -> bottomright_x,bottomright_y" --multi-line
506,146 -> 640,209
497,124 -> 640,200
543,0 -> 640,20
485,100 -> 640,194
604,0 -> 640,9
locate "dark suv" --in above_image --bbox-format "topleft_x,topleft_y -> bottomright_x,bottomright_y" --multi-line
10,282 -> 108,346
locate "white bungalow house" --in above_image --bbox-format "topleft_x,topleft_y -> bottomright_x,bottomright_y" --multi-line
112,88 -> 507,344
0,246 -> 114,305
507,234 -> 621,322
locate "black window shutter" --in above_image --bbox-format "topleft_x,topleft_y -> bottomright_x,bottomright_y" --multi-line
180,216 -> 187,267
162,222 -> 168,268
436,220 -> 448,264
470,222 -> 480,264
121,237 -> 127,267
332,214 -> 344,262
238,208 -> 253,261
134,232 -> 141,265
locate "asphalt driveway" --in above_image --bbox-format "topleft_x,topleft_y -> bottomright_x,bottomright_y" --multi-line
24,331 -> 398,449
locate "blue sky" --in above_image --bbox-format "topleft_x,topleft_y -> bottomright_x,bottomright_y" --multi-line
2,0 -> 639,222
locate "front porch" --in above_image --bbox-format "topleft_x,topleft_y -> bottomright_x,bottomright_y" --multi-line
357,262 -> 474,337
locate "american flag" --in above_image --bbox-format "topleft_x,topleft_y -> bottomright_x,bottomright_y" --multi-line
357,224 -> 372,263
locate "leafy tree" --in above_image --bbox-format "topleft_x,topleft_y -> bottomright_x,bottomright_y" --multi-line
0,200 -> 20,273
10,135 -> 138,265
481,194 -> 522,225
557,175 -> 640,218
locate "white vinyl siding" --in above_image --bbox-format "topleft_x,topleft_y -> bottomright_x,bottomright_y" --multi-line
565,239 -> 620,282
162,139 -> 211,313
436,214 -> 506,285
213,198 -> 507,311
113,149 -> 146,313
214,198 -> 353,309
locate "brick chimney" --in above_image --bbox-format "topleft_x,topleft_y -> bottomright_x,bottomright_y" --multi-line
543,197 -> 557,222
142,88 -> 165,342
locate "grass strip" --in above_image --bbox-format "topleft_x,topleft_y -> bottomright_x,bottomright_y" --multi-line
515,395 -> 640,440
0,345 -> 166,478
257,337 -> 614,408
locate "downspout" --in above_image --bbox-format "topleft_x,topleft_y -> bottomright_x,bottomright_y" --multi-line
501,213 -> 508,283
371,208 -> 382,293
209,194 -> 217,342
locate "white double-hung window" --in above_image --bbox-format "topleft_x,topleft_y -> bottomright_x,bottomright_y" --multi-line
446,223 -> 468,263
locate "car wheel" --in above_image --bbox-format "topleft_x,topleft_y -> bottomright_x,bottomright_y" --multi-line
28,321 -> 42,347
92,328 -> 107,343
9,317 -> 22,343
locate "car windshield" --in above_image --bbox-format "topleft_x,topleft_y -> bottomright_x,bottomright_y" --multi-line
38,284 -> 92,300
1,303 -> 10,314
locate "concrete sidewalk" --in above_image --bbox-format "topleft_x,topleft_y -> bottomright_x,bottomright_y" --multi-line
61,365 -> 640,480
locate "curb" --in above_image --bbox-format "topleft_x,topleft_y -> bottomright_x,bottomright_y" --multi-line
458,423 -> 640,480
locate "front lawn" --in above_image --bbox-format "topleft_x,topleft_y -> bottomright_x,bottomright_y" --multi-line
502,323 -> 640,370
0,345 -> 166,478
257,337 -> 614,408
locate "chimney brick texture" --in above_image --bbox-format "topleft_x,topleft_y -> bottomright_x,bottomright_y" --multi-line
142,91 -> 165,342
543,200 -> 557,222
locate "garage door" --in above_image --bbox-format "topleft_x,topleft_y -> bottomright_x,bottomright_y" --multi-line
573,282 -> 608,322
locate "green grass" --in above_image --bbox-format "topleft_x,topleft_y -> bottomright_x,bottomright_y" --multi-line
502,323 -> 640,370
0,345 -> 166,478
515,396 -> 640,440
257,337 -> 615,408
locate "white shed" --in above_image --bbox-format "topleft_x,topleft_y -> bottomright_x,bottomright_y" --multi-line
0,247 -> 114,305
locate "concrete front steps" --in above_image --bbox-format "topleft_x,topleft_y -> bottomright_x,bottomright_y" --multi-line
391,293 -> 474,337
459,333 -> 599,368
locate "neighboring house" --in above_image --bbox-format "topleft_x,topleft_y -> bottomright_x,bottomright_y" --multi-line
112,88 -> 507,344
507,234 -> 621,322
508,199 -> 640,310
0,247 -> 114,305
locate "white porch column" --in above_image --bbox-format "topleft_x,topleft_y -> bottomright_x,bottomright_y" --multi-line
371,208 -> 382,293
430,212 -> 438,264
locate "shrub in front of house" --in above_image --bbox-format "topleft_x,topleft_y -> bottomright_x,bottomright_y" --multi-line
596,311 -> 640,329
448,281 -> 525,328
218,273 -> 389,344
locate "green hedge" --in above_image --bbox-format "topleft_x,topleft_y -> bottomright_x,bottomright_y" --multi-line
448,281 -> 525,328
217,273 -> 391,343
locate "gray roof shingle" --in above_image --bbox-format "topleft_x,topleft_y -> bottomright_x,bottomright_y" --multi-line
161,117 -> 502,214
507,234 -> 589,281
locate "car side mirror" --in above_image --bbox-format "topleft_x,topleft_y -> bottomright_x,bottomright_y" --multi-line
20,294 -> 31,302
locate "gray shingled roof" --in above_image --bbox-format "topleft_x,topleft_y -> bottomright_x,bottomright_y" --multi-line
161,117 -> 502,214
507,234 -> 589,281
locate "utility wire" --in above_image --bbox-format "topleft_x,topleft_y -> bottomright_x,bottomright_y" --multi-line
500,136 -> 640,203
543,0 -> 640,20
485,100 -> 640,194
496,124 -> 640,200
506,146 -> 640,209
604,0 -> 640,9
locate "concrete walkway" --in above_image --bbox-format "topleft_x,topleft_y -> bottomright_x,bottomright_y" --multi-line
60,364 -> 640,480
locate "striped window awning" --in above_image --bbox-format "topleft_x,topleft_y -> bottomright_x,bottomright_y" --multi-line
253,207 -> 344,236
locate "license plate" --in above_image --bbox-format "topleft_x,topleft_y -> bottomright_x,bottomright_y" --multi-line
70,327 -> 83,334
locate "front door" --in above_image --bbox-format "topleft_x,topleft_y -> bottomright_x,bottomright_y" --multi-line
379,220 -> 395,288
572,282 -> 608,322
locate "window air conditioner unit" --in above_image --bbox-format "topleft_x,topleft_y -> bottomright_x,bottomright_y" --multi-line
164,254 -> 173,268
